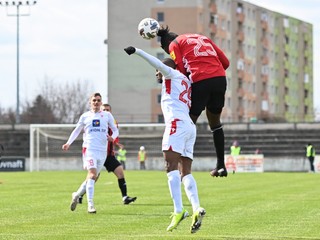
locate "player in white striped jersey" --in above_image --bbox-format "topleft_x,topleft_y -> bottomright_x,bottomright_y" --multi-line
124,46 -> 205,233
62,92 -> 119,213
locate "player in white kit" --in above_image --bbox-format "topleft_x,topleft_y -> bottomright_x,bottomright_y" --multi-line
62,92 -> 119,213
124,46 -> 205,234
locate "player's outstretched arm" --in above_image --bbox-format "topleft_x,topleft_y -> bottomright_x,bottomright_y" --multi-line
124,46 -> 171,76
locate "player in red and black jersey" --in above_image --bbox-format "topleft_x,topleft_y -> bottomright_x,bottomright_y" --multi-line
158,26 -> 230,178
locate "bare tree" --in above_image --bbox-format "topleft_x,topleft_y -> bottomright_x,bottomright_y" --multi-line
0,107 -> 16,128
40,77 -> 93,123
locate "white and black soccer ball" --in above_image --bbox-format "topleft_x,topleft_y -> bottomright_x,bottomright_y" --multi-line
138,18 -> 160,40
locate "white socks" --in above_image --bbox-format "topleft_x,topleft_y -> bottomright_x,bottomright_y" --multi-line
86,178 -> 95,206
76,180 -> 87,197
182,174 -> 200,212
167,170 -> 182,213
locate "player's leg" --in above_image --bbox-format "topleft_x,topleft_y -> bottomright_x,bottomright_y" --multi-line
86,150 -> 105,213
180,158 -> 206,234
206,77 -> 227,177
207,110 -> 227,177
86,167 -> 98,213
190,79 -> 226,177
165,150 -> 188,231
163,121 -> 190,231
111,157 -> 137,204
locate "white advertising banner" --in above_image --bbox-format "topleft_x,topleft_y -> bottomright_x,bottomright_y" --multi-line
225,154 -> 264,173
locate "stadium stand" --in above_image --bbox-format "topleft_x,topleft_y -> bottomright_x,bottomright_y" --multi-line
1,123 -> 319,159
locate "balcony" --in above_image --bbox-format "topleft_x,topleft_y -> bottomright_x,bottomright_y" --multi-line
210,2 -> 217,14
261,74 -> 269,83
261,55 -> 269,65
237,30 -> 245,42
210,23 -> 217,34
261,20 -> 268,31
237,69 -> 245,79
237,12 -> 245,23
261,37 -> 269,48
237,106 -> 245,116
237,88 -> 245,97
237,49 -> 245,58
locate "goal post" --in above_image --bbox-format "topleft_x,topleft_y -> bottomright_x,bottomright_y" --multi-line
29,124 -> 76,172
29,123 -> 165,172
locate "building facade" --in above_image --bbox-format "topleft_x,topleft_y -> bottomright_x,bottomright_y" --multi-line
108,0 -> 313,123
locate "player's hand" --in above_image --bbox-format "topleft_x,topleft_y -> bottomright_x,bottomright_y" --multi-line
62,144 -> 70,151
124,46 -> 136,55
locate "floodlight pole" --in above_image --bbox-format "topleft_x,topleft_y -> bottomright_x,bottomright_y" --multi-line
0,1 -> 36,124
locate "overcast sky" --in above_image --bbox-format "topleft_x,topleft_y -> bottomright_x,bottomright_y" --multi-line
0,0 -> 319,113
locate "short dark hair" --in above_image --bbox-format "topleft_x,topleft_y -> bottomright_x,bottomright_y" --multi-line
102,103 -> 111,110
91,92 -> 102,99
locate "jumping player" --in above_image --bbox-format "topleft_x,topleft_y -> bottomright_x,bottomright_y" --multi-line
124,46 -> 205,234
157,26 -> 230,178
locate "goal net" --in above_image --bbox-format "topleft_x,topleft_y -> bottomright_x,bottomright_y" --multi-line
29,123 -> 165,172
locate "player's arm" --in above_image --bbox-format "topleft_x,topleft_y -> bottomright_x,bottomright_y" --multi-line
62,120 -> 84,150
211,41 -> 230,70
107,112 -> 119,141
124,46 -> 172,76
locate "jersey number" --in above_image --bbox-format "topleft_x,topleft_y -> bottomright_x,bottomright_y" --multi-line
187,36 -> 217,57
179,80 -> 191,108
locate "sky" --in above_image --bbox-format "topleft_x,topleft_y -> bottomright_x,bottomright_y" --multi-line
0,0 -> 108,109
0,0 -> 319,113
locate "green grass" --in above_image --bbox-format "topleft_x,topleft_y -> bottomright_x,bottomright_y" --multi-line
1,171 -> 320,240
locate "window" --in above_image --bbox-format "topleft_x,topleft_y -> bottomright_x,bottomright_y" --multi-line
283,18 -> 289,28
261,12 -> 268,22
157,12 -> 164,22
237,59 -> 244,70
158,114 -> 164,123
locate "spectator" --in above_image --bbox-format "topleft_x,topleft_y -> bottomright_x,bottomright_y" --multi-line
117,144 -> 127,170
306,143 -> 315,172
138,146 -> 147,170
230,141 -> 241,156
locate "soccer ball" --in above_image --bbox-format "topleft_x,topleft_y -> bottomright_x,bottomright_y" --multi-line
138,18 -> 160,40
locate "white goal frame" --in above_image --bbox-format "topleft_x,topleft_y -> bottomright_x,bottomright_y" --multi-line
29,123 -> 165,172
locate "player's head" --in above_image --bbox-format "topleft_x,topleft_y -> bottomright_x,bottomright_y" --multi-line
140,146 -> 145,151
155,58 -> 176,84
90,92 -> 102,112
102,103 -> 112,112
157,26 -> 178,54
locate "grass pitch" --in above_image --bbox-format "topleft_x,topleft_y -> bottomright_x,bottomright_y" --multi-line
0,170 -> 320,240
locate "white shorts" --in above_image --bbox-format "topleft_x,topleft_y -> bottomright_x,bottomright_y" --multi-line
162,119 -> 196,160
82,148 -> 106,174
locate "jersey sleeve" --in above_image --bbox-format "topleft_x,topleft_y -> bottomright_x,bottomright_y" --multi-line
135,48 -> 172,77
107,112 -> 119,140
169,40 -> 187,76
66,115 -> 84,145
211,41 -> 230,70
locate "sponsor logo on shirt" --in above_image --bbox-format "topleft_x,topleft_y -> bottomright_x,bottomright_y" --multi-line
92,119 -> 100,127
170,51 -> 176,60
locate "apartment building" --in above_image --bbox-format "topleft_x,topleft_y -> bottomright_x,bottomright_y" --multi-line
108,0 -> 313,123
